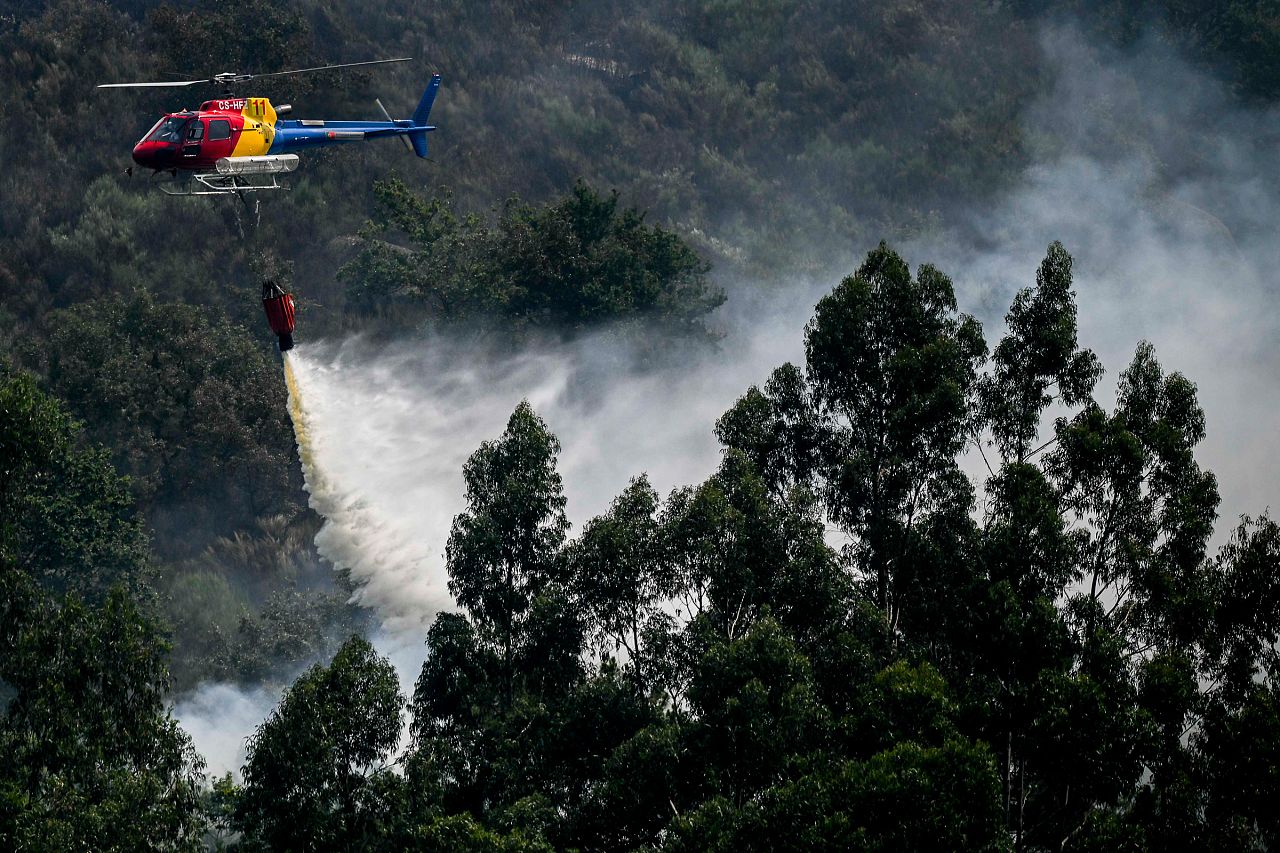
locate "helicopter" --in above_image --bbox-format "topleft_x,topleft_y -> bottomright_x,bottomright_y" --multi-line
98,58 -> 440,196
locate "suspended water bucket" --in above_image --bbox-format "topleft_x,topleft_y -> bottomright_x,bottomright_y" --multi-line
262,280 -> 296,352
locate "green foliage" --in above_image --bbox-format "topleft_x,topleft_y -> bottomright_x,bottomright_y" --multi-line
0,366 -> 200,848
3,0 -> 1276,349
714,361 -> 824,498
146,0 -> 315,101
344,180 -> 723,336
662,450 -> 851,646
42,177 -> 238,311
409,404 -> 595,843
1204,515 -> 1280,700
409,612 -> 500,813
670,738 -> 1007,852
1197,680 -> 1280,849
0,368 -> 149,599
805,242 -> 987,624
978,241 -> 1102,464
49,236 -> 1259,848
201,773 -> 242,851
1024,0 -> 1280,100
404,812 -> 553,852
42,291 -> 301,556
567,475 -> 669,686
445,401 -> 576,705
389,241 -> 1258,849
3,0 -> 1280,843
684,617 -> 830,802
1045,340 -> 1220,650
167,577 -> 366,693
161,511 -> 367,690
0,582 -> 205,851
237,635 -> 405,850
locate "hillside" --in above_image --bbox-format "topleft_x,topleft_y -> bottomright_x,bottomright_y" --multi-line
2,1 -> 1280,849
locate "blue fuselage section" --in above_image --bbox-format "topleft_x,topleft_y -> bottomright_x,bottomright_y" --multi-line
268,119 -> 435,154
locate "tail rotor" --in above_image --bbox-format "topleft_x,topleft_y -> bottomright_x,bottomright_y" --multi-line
376,97 -> 415,154
373,75 -> 439,159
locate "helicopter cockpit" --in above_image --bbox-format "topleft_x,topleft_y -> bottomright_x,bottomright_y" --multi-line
144,113 -> 199,144
132,112 -> 205,171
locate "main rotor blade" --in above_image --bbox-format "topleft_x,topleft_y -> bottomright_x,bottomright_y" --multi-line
245,57 -> 411,82
98,58 -> 411,90
97,80 -> 207,88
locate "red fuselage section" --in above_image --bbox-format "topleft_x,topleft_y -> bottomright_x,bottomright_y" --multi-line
131,101 -> 264,172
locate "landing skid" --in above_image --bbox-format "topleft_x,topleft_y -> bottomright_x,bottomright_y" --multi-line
155,172 -> 290,196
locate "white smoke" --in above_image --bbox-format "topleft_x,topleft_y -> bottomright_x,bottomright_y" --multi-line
911,26 -> 1280,527
282,25 -> 1280,663
174,682 -> 285,778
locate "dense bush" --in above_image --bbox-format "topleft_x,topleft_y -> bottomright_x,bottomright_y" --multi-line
343,180 -> 722,335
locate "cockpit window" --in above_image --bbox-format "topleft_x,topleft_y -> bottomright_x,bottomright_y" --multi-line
147,116 -> 188,143
186,121 -> 204,141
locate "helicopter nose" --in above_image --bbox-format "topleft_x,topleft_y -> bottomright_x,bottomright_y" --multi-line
132,141 -> 168,170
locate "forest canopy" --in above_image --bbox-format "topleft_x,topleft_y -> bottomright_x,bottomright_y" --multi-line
6,240 -> 1280,849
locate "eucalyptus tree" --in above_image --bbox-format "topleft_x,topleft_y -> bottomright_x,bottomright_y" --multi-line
410,402 -> 585,836
714,362 -> 825,500
0,584 -> 206,852
236,636 -> 405,851
803,242 -> 986,632
967,242 -> 1229,848
952,242 -> 1102,841
566,475 -> 671,693
977,241 -> 1102,467
444,401 -> 577,708
0,373 -> 203,849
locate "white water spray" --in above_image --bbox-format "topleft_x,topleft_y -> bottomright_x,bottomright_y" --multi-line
279,318 -> 810,657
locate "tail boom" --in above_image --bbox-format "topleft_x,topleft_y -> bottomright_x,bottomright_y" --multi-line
266,74 -> 440,158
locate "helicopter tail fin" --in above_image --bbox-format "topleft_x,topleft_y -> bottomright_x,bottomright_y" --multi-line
407,73 -> 442,157
413,75 -> 441,126
408,74 -> 440,158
